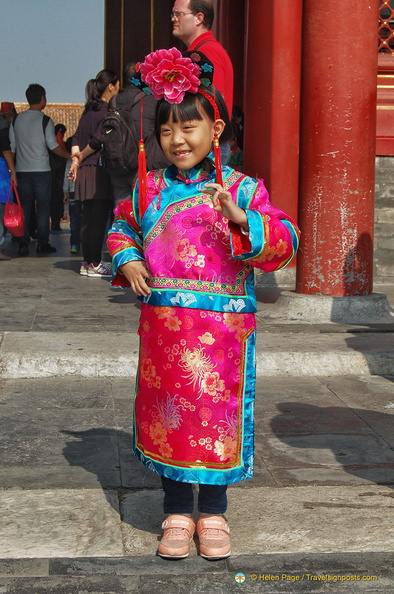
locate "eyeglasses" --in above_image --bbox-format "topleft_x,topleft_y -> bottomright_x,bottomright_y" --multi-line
171,11 -> 193,19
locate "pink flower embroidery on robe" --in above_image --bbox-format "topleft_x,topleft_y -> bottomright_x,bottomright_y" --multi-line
201,371 -> 225,397
159,442 -> 174,458
141,358 -> 161,388
164,315 -> 182,331
175,238 -> 197,261
149,422 -> 167,445
214,436 -> 237,461
275,239 -> 288,257
199,332 -> 215,345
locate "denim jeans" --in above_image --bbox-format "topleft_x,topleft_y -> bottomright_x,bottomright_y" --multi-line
17,171 -> 52,245
68,193 -> 82,247
161,477 -> 228,515
0,203 -> 6,249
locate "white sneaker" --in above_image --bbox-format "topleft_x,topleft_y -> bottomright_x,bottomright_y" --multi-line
87,261 -> 112,278
80,261 -> 89,276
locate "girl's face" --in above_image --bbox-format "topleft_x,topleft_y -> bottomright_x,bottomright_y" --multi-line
160,111 -> 224,170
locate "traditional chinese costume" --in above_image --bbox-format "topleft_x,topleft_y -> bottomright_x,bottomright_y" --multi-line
107,162 -> 300,485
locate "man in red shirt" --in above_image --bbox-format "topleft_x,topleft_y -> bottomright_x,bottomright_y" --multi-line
171,0 -> 234,117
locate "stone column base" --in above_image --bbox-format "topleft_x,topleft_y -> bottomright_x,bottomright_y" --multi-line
266,292 -> 394,324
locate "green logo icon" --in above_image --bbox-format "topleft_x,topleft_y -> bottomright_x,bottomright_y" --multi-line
235,573 -> 246,583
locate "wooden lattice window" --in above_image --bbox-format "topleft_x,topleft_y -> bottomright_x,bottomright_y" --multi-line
379,0 -> 394,53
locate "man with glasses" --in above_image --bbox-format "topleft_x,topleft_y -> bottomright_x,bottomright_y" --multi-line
171,0 -> 234,118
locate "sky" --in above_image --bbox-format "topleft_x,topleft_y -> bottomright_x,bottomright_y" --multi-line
1,0 -> 105,104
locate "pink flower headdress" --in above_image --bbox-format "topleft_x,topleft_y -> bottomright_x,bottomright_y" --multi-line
131,47 -> 221,214
138,47 -> 200,104
132,47 -> 214,103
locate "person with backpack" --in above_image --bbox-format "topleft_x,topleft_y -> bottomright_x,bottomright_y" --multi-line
101,62 -> 170,206
69,69 -> 119,278
9,84 -> 71,256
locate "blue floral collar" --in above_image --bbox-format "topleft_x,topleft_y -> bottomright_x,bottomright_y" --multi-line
176,166 -> 210,184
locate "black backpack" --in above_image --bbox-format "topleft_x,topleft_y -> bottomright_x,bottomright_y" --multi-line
101,94 -> 170,174
101,95 -> 140,173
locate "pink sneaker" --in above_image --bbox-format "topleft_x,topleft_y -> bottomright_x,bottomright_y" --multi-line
87,261 -> 112,278
158,515 -> 196,559
197,515 -> 231,559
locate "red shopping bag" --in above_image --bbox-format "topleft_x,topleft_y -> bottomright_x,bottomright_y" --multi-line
4,182 -> 24,237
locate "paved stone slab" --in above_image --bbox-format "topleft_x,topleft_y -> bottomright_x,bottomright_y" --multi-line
0,332 -> 139,379
2,329 -> 394,378
120,485 -> 394,557
257,434 -> 394,486
0,575 -> 139,594
2,485 -> 393,561
0,574 -> 391,593
0,554 -> 393,593
0,489 -> 123,559
0,559 -> 49,578
0,574 -> 391,594
254,375 -> 394,486
1,376 -> 394,490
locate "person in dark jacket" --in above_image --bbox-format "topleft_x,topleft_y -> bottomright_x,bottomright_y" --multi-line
70,69 -> 119,278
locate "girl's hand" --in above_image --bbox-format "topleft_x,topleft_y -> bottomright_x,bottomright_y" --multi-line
204,183 -> 249,230
119,261 -> 152,297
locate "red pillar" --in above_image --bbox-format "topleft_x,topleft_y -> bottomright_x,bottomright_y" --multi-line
296,1 -> 378,296
214,0 -> 245,110
243,0 -> 302,221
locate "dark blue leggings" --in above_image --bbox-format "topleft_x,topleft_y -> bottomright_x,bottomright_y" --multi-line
161,477 -> 228,514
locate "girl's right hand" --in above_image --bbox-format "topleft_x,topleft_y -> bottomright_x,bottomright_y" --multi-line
119,261 -> 152,297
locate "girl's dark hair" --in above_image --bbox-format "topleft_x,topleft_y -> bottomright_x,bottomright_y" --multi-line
84,69 -> 118,112
155,86 -> 232,145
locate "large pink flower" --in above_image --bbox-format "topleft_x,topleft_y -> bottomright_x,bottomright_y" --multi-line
139,47 -> 201,104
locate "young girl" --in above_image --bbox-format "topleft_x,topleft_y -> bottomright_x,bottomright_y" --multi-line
107,48 -> 300,560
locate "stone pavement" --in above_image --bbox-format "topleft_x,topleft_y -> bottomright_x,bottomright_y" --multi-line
0,231 -> 394,593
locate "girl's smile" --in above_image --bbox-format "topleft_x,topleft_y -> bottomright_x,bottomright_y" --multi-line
160,114 -> 224,170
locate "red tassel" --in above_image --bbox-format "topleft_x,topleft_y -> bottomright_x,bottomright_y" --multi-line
198,88 -> 223,187
213,133 -> 223,186
138,140 -> 147,216
138,92 -> 148,216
